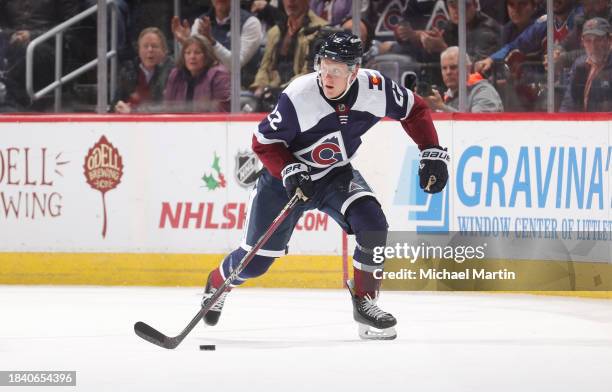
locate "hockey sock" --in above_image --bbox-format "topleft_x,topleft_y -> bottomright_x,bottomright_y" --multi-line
345,197 -> 388,298
353,267 -> 381,298
208,267 -> 226,290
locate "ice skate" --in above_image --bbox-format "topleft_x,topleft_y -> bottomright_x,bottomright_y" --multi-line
347,280 -> 397,340
201,269 -> 230,326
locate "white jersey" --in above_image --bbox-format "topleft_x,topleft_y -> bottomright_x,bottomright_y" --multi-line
254,69 -> 415,180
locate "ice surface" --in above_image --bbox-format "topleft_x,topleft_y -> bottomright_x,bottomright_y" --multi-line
1,286 -> 611,391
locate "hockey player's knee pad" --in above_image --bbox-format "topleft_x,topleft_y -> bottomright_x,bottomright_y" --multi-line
346,197 -> 388,247
346,197 -> 389,233
220,247 -> 276,285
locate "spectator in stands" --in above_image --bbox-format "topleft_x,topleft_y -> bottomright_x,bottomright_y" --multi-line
366,0 -> 447,43
479,0 -> 510,26
112,27 -> 173,113
0,0 -> 82,109
171,0 -> 263,88
559,17 -> 612,112
565,0 -> 612,46
474,0 -> 582,74
364,1 -> 449,90
376,0 -> 446,54
164,35 -> 231,112
250,0 -> 327,97
553,0 -> 612,73
0,1 -> 81,46
535,0 -> 547,17
251,0 -> 285,36
583,0 -> 612,22
502,0 -> 539,45
423,46 -> 503,112
251,0 -> 284,35
127,1 -> 210,57
419,0 -> 501,62
377,0 -> 498,89
310,0 -> 352,27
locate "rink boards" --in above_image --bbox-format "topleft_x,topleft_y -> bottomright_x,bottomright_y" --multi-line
0,113 -> 610,294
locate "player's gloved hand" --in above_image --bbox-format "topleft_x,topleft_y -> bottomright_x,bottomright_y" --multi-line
418,146 -> 449,194
281,162 -> 314,200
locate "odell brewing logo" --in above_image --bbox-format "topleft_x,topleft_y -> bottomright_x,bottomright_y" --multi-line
83,136 -> 124,238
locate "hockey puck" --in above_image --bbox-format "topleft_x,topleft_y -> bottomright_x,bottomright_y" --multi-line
199,344 -> 216,351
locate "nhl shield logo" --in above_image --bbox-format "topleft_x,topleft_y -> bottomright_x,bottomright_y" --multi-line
234,151 -> 262,188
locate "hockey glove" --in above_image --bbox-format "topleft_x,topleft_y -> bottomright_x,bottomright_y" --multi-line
281,162 -> 314,200
419,146 -> 449,194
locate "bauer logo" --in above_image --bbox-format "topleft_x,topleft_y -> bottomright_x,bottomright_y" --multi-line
394,146 -> 449,232
83,135 -> 124,238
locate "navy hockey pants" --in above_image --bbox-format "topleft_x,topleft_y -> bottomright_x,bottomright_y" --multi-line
217,166 -> 388,287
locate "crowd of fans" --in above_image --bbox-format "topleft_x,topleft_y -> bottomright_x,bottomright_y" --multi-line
0,0 -> 611,113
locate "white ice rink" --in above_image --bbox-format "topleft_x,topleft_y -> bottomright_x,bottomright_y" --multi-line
1,285 -> 611,391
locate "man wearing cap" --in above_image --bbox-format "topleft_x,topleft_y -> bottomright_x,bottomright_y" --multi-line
560,17 -> 612,112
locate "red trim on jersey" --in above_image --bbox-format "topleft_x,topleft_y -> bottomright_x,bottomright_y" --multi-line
251,135 -> 296,179
0,112 -> 610,123
0,113 -> 266,122
428,112 -> 612,121
401,94 -> 440,150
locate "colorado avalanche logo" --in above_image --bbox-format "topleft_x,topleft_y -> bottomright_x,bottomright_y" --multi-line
295,131 -> 348,168
426,0 -> 449,31
375,0 -> 448,37
375,0 -> 407,37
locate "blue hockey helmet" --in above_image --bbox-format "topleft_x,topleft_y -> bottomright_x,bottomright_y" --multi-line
316,31 -> 363,67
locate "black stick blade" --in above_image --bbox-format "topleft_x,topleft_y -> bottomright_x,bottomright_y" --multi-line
134,321 -> 178,349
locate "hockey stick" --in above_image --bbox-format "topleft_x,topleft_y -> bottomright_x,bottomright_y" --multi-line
134,191 -> 304,349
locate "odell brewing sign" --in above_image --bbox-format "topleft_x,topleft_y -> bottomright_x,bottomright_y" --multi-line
0,147 -> 68,220
83,136 -> 124,238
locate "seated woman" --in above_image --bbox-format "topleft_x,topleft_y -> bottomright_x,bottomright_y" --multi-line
112,27 -> 173,113
164,35 -> 230,112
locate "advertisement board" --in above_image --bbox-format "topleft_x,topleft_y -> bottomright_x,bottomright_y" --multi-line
1,114 -> 610,287
356,117 -> 611,241
0,119 -> 341,255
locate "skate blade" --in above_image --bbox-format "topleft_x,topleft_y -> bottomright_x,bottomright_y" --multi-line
358,324 -> 397,340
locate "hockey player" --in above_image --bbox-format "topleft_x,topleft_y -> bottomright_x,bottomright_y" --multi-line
202,32 -> 449,340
